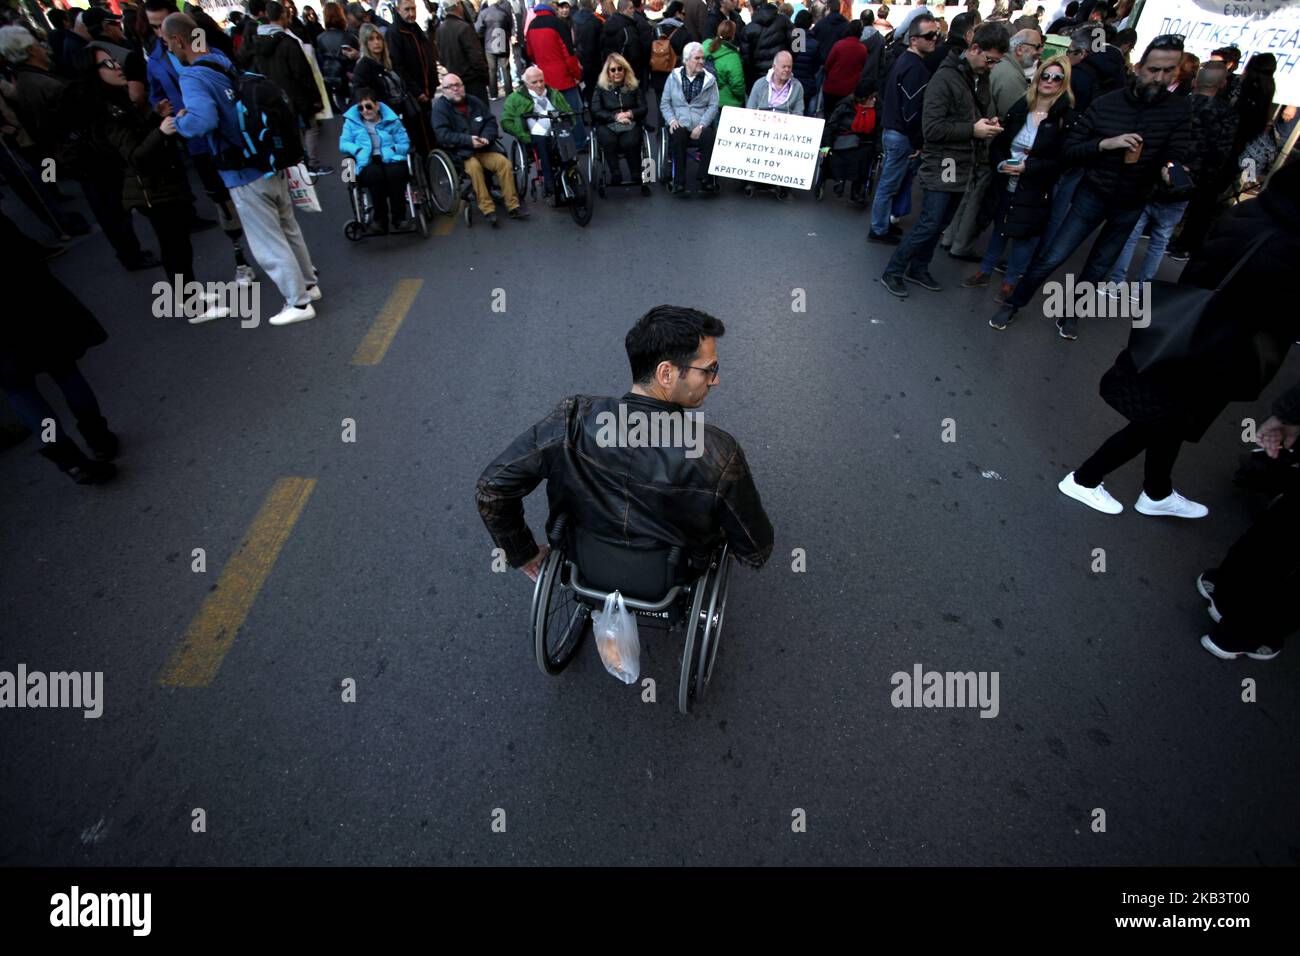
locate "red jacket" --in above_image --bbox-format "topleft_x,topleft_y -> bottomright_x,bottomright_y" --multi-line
525,9 -> 582,91
822,36 -> 867,97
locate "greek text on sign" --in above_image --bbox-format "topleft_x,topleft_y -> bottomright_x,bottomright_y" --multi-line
1134,0 -> 1300,105
708,106 -> 827,190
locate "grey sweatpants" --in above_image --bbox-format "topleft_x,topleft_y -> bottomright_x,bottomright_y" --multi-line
230,172 -> 317,308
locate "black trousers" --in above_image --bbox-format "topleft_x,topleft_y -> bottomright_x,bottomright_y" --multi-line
359,160 -> 410,226
669,125 -> 715,188
595,126 -> 642,183
1210,489 -> 1300,649
142,201 -> 196,288
79,176 -> 146,265
1073,421 -> 1182,500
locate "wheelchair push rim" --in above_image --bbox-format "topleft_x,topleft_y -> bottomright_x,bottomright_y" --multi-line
427,150 -> 460,218
532,546 -> 589,676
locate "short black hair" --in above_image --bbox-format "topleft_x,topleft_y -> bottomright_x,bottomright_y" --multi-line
949,11 -> 976,38
353,87 -> 379,104
250,0 -> 268,17
1116,27 -> 1136,47
266,1 -> 286,21
972,21 -> 1010,52
1065,1 -> 1079,15
1211,45 -> 1241,65
626,306 -> 726,384
48,8 -> 67,28
907,14 -> 938,38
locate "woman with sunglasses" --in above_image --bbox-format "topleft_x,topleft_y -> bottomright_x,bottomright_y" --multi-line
591,53 -> 651,195
965,54 -> 1076,316
340,89 -> 413,235
74,45 -> 228,321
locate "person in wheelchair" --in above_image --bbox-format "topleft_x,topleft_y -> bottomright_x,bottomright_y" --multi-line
500,65 -> 572,198
659,42 -> 721,197
475,305 -> 774,585
819,76 -> 880,205
591,53 -> 651,195
340,89 -> 413,235
431,72 -> 531,224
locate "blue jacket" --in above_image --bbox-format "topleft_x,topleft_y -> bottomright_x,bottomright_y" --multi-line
174,49 -> 263,188
147,42 -> 207,156
339,102 -> 410,173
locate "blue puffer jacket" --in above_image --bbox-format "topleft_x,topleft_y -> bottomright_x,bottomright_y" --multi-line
339,101 -> 410,174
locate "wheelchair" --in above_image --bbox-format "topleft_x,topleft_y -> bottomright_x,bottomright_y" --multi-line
812,136 -> 881,210
341,153 -> 435,241
530,513 -> 733,715
425,143 -> 519,229
508,110 -> 594,226
655,123 -> 719,194
587,123 -> 655,197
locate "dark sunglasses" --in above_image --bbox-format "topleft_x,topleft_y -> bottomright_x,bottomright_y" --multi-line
360,102 -> 378,110
915,31 -> 940,41
1040,71 -> 1065,81
608,65 -> 625,72
1149,33 -> 1185,51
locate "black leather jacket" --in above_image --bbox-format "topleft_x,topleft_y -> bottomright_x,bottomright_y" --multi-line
476,393 -> 773,570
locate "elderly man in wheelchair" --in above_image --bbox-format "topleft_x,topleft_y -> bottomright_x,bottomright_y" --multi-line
339,89 -> 415,236
500,65 -> 573,200
475,305 -> 773,713
430,72 -> 531,224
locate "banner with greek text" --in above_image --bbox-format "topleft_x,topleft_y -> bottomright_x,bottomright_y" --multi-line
708,106 -> 827,190
1136,0 -> 1300,105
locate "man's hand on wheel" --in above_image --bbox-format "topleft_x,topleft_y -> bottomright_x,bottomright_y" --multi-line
520,544 -> 551,582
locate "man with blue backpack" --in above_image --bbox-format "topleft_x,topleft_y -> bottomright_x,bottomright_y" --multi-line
164,12 -> 322,327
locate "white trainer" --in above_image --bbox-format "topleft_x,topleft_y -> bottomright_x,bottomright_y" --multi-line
268,302 -> 316,326
305,284 -> 322,302
1135,490 -> 1208,519
186,291 -> 232,324
1058,472 -> 1123,514
1199,635 -> 1280,661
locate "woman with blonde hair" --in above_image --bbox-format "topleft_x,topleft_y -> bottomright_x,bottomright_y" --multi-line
591,53 -> 650,194
352,22 -> 398,105
964,54 -> 1078,317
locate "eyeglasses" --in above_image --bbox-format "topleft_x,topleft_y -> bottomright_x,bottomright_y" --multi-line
1040,71 -> 1065,81
97,58 -> 121,70
682,362 -> 720,381
983,55 -> 1003,66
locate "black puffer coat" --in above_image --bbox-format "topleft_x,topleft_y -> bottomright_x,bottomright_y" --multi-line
92,92 -> 194,211
1098,160 -> 1300,442
742,3 -> 792,80
591,82 -> 648,127
988,94 -> 1075,238
1062,81 -> 1192,210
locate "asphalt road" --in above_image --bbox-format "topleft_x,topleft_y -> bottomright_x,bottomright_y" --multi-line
2,115 -> 1297,867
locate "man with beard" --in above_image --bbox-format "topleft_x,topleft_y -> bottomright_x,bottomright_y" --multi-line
988,34 -> 1191,339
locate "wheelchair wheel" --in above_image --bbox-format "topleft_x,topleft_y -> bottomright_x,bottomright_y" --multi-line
415,204 -> 430,238
510,138 -> 528,199
565,163 -> 593,227
694,546 -> 731,703
427,149 -> 460,218
343,221 -> 364,242
531,546 -> 589,676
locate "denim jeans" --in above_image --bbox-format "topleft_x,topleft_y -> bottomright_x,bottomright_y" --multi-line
1106,199 -> 1189,284
883,189 -> 963,277
978,229 -> 1038,285
1005,181 -> 1145,311
870,129 -> 914,236
1039,165 -> 1084,251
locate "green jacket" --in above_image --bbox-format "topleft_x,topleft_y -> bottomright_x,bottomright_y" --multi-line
500,86 -> 571,144
704,41 -> 745,110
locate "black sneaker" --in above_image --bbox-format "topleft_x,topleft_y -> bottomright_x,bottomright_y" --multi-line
486,211 -> 499,228
904,267 -> 941,291
880,274 -> 909,298
948,251 -> 982,263
640,184 -> 652,196
1197,570 -> 1222,623
507,205 -> 530,220
989,306 -> 1016,331
66,460 -> 117,485
1166,249 -> 1191,263
1200,633 -> 1280,661
868,230 -> 901,244
699,178 -> 719,193
1056,316 -> 1079,340
888,222 -> 903,236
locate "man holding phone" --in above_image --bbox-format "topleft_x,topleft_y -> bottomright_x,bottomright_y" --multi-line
880,21 -> 1010,298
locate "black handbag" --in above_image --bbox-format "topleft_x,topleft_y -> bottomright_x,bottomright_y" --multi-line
1125,230 -> 1275,374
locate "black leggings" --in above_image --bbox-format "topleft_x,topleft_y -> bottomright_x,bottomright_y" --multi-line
1074,421 -> 1182,500
595,126 -> 642,183
142,201 -> 195,288
359,160 -> 410,227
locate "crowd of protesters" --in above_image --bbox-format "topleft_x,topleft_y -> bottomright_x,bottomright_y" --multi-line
1,0 -> 1298,659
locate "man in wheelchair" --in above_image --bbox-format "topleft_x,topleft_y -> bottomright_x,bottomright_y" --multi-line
431,72 -> 531,223
475,305 -> 774,588
500,65 -> 573,198
340,89 -> 413,235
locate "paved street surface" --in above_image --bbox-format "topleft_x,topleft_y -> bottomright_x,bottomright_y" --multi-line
2,117 -> 1297,867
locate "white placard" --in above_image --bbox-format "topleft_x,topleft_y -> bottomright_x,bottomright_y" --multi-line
708,106 -> 827,190
1135,0 -> 1300,106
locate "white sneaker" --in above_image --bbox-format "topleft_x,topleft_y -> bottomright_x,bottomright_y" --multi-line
235,264 -> 256,286
1058,472 -> 1123,514
268,302 -> 316,326
305,284 -> 322,302
1135,490 -> 1208,519
185,291 -> 232,324
1199,634 -> 1280,661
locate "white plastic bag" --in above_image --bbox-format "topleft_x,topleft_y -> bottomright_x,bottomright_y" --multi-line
285,164 -> 321,212
592,590 -> 640,685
